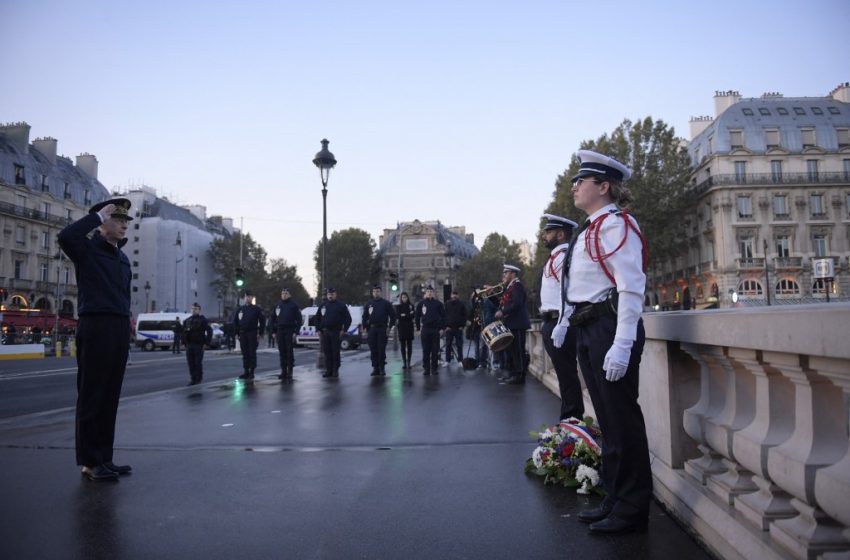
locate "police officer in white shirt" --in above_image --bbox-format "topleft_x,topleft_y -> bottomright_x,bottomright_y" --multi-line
559,150 -> 651,535
538,214 -> 584,422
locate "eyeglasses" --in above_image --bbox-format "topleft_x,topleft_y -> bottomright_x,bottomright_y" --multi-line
572,178 -> 600,189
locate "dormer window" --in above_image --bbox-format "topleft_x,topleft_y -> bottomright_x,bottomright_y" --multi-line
759,108 -> 771,116
801,128 -> 816,148
765,129 -> 780,148
742,108 -> 754,116
793,107 -> 806,115
828,107 -> 841,115
730,130 -> 744,149
14,164 -> 25,185
811,107 -> 823,115
777,107 -> 789,115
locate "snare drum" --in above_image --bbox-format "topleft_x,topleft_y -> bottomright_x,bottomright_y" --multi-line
482,320 -> 514,352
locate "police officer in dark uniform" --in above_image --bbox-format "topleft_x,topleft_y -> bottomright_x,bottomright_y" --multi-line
492,264 -> 530,384
58,198 -> 134,481
233,290 -> 265,380
317,287 -> 351,378
273,287 -> 301,381
414,285 -> 445,375
183,302 -> 212,385
363,285 -> 397,376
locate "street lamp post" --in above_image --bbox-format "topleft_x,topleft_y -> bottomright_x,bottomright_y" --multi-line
763,239 -> 771,306
144,280 -> 151,313
173,232 -> 183,312
312,139 -> 337,370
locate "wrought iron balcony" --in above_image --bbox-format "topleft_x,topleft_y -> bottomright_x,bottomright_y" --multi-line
0,201 -> 71,228
737,257 -> 765,270
693,172 -> 850,196
773,256 -> 803,270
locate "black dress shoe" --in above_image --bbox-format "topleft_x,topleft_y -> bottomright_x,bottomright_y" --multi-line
81,465 -> 119,481
104,461 -> 133,475
577,505 -> 613,523
238,372 -> 250,379
588,515 -> 647,535
370,369 -> 379,376
501,375 -> 525,385
423,369 -> 431,376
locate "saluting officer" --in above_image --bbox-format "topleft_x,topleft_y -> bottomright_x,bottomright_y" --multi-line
317,287 -> 351,378
362,285 -> 396,376
562,149 -> 651,535
492,264 -> 530,385
234,290 -> 265,380
58,198 -> 134,481
183,303 -> 212,386
273,287 -> 301,381
538,214 -> 584,422
414,285 -> 445,375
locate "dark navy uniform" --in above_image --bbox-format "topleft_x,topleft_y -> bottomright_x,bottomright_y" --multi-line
395,298 -> 415,368
183,310 -> 212,385
58,201 -> 132,476
414,293 -> 445,374
234,298 -> 265,379
444,294 -> 468,362
363,294 -> 396,375
273,297 -> 301,380
317,297 -> 351,377
492,268 -> 530,384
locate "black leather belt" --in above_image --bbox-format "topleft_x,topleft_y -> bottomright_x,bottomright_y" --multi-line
569,300 -> 616,327
541,310 -> 559,321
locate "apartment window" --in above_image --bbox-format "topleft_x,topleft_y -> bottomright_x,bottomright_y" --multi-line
132,261 -> 138,267
777,107 -> 789,115
133,236 -> 139,242
63,182 -> 71,199
801,128 -> 816,148
15,194 -> 27,211
810,193 -> 825,217
740,237 -> 754,258
773,194 -> 788,218
813,234 -> 827,257
734,161 -> 747,183
765,129 -> 780,148
65,209 -> 73,222
740,279 -> 762,295
771,160 -> 783,182
828,107 -> 841,115
807,159 -> 819,181
776,278 -> 799,296
759,108 -> 771,116
845,160 -> 850,180
730,130 -> 744,148
737,195 -> 752,218
707,136 -> 713,154
14,260 -> 23,279
41,202 -> 50,216
63,267 -> 70,284
41,175 -> 49,192
84,190 -> 91,205
39,263 -> 48,282
132,273 -> 138,280
742,108 -> 754,116
811,107 -> 823,115
15,225 -> 26,244
776,236 -> 790,257
837,128 -> 850,148
14,164 -> 25,185
40,231 -> 49,249
134,223 -> 140,230
813,279 -> 828,295
793,107 -> 806,115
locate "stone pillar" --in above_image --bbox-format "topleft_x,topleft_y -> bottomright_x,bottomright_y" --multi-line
681,343 -> 727,483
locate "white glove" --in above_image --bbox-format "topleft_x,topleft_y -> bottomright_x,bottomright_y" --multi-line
602,336 -> 633,382
552,323 -> 568,348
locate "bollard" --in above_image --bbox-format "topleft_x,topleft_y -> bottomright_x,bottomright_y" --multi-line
69,338 -> 77,357
56,340 -> 62,358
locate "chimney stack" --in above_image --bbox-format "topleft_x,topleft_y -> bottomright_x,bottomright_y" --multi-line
713,90 -> 742,117
0,121 -> 31,154
32,137 -> 58,164
76,153 -> 98,179
830,82 -> 850,103
689,116 -> 714,140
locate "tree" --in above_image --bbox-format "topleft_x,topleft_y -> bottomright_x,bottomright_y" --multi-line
264,258 -> 311,310
539,117 -> 693,270
314,228 -> 379,305
455,233 -> 524,299
209,232 -> 268,317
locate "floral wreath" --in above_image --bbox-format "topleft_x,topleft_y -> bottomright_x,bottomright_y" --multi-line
524,417 -> 604,495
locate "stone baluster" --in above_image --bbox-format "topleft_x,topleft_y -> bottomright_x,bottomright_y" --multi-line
681,343 -> 727,483
766,354 -> 850,559
731,350 -> 797,530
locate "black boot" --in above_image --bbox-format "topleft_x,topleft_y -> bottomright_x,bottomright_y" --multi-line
239,370 -> 250,380
286,366 -> 293,380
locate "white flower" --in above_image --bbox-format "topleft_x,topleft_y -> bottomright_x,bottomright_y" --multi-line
576,464 -> 600,494
532,446 -> 546,469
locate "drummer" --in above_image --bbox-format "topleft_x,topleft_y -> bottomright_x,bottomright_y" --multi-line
490,264 -> 530,384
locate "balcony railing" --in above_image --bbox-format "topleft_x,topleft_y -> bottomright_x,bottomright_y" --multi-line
773,256 -> 803,270
737,258 -> 765,270
693,172 -> 850,196
0,201 -> 71,228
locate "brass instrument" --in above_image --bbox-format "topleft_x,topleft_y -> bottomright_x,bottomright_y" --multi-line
474,284 -> 504,299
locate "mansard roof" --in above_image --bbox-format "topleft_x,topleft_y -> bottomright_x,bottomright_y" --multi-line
380,220 -> 479,259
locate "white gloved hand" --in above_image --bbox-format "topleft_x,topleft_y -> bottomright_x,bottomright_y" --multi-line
602,336 -> 633,382
552,323 -> 568,348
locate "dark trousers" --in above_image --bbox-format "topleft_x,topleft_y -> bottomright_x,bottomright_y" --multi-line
172,336 -> 181,353
505,329 -> 526,376
445,327 -> 463,361
186,343 -> 205,382
420,327 -> 440,370
239,331 -> 259,371
575,315 -> 651,521
367,326 -> 388,368
75,315 -> 130,467
321,330 -> 342,371
541,318 -> 584,421
399,338 -> 413,364
277,328 -> 295,371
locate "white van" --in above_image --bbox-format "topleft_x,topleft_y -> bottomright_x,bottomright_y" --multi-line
296,305 -> 363,350
136,312 -> 190,351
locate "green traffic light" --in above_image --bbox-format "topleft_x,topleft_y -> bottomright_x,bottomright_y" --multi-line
235,278 -> 244,287
391,284 -> 398,291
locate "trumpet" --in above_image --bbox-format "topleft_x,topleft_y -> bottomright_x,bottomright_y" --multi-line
474,284 -> 504,299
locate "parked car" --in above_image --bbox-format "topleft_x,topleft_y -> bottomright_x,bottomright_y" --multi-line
209,323 -> 224,349
295,305 -> 363,350
136,312 -> 190,351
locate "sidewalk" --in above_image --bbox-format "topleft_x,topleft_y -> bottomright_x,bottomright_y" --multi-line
0,347 -> 713,560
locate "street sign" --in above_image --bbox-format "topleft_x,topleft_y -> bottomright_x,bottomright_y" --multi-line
813,258 -> 834,279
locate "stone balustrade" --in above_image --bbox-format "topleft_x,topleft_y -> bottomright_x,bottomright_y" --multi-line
527,303 -> 850,560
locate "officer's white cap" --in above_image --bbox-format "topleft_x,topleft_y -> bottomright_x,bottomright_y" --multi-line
503,264 -> 520,273
571,150 -> 632,183
541,213 -> 578,231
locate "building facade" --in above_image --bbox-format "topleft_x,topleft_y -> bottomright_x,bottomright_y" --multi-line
0,122 -> 111,317
649,83 -> 850,309
120,186 -> 234,319
378,220 -> 479,302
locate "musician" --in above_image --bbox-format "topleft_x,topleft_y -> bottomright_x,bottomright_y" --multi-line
414,285 -> 445,375
538,213 -> 584,422
562,149 -> 651,535
491,264 -> 530,384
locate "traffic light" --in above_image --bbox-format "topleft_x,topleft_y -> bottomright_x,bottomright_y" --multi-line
234,267 -> 245,288
389,272 -> 399,292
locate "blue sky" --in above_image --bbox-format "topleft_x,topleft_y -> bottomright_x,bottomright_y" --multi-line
3,0 -> 848,291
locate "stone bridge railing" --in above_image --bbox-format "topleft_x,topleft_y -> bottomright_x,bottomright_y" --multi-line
527,303 -> 850,560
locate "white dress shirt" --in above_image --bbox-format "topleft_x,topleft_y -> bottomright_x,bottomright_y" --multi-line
539,242 -> 569,313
